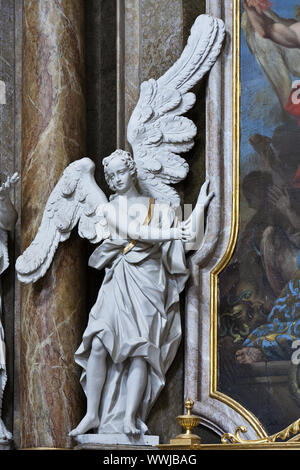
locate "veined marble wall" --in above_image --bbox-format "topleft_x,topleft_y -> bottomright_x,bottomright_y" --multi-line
0,0 -> 220,448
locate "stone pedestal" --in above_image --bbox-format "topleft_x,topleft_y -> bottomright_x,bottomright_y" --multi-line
0,439 -> 12,451
20,0 -> 86,449
74,433 -> 159,448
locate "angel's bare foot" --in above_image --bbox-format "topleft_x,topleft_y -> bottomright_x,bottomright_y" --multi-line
68,414 -> 99,437
124,417 -> 140,437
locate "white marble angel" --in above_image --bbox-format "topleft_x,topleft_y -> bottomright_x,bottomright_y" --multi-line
0,173 -> 18,443
16,15 -> 224,439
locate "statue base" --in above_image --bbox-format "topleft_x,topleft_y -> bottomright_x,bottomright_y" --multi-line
0,439 -> 13,450
74,433 -> 159,450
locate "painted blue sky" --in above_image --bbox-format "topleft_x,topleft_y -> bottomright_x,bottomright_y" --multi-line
240,0 -> 300,175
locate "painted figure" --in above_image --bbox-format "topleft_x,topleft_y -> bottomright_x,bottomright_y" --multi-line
218,0 -> 300,434
243,0 -> 300,186
243,0 -> 300,48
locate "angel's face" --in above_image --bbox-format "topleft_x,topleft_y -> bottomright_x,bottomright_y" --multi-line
106,156 -> 134,194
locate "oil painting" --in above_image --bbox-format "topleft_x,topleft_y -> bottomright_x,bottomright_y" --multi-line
218,0 -> 300,435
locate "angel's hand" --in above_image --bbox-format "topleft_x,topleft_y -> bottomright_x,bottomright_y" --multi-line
0,172 -> 20,199
197,179 -> 215,209
178,218 -> 196,243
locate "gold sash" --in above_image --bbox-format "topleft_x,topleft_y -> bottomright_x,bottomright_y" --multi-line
122,197 -> 154,255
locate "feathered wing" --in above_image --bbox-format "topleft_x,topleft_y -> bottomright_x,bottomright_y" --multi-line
127,14 -> 225,207
16,158 -> 108,284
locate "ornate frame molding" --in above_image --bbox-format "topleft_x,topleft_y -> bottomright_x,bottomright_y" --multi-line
184,0 -> 300,446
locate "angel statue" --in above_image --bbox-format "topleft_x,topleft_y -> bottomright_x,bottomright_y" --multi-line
16,15 -> 224,442
0,173 -> 19,444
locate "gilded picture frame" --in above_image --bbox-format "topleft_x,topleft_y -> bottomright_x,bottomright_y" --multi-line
184,0 -> 300,448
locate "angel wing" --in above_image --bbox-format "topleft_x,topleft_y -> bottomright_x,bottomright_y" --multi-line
127,14 -> 225,207
16,157 -> 108,284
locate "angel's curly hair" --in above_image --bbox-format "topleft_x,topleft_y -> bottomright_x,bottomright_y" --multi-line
103,149 -> 137,189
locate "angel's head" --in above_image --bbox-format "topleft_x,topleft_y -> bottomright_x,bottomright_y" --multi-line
103,149 -> 137,194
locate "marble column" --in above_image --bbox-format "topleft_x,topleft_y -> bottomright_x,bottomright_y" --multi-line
21,0 -> 86,449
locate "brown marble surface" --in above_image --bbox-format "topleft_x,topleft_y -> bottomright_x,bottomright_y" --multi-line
21,0 -> 86,449
123,0 -> 183,151
140,0 -> 183,82
124,0 -> 140,151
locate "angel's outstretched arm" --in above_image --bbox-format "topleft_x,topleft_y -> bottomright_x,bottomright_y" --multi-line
121,181 -> 214,246
104,203 -> 181,243
181,180 -> 214,252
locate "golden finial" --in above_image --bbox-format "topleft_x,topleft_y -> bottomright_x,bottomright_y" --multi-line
169,397 -> 201,446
